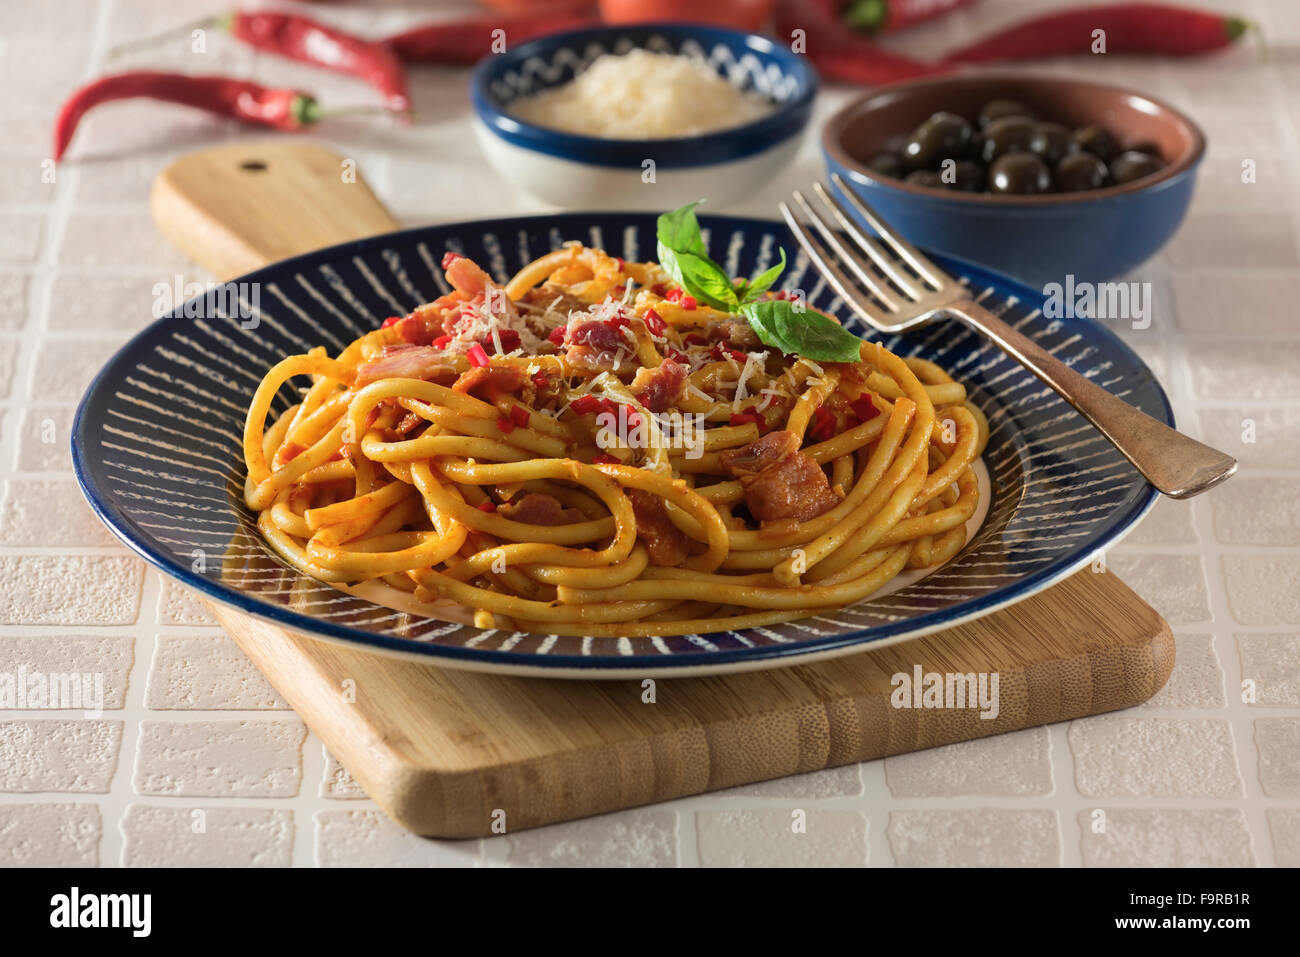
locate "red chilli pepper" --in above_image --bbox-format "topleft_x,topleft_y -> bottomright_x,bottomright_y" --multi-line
810,406 -> 837,442
943,3 -> 1250,63
225,12 -> 410,114
53,72 -> 320,161
774,0 -> 949,85
116,12 -> 410,114
385,12 -> 597,64
849,393 -> 879,422
843,0 -> 977,35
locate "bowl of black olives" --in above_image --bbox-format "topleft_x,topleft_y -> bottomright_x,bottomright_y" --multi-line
822,73 -> 1206,287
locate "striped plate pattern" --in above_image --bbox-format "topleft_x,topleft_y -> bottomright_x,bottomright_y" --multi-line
72,214 -> 1166,675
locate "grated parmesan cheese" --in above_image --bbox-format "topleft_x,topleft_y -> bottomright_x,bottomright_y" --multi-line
508,49 -> 775,139
732,351 -> 769,410
684,383 -> 713,404
444,292 -> 546,356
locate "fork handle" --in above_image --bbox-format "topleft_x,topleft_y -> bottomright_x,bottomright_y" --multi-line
948,302 -> 1236,499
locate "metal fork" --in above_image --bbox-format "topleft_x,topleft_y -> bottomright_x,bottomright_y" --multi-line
780,174 -> 1236,499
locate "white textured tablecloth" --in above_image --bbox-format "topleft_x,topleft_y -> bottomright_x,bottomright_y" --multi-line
1,0 -> 1297,867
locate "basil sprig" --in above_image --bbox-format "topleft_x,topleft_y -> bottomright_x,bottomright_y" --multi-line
656,202 -> 864,364
739,300 -> 864,363
655,202 -> 742,312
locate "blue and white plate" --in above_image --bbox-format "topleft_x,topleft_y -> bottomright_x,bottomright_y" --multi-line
72,213 -> 1166,678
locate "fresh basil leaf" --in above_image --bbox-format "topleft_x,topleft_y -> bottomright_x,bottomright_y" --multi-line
740,299 -> 864,363
656,202 -> 709,260
740,248 -> 787,303
657,243 -> 739,312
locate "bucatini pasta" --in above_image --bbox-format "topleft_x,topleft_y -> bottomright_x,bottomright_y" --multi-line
243,226 -> 987,637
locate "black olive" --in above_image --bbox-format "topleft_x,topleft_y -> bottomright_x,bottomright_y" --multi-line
1056,152 -> 1109,192
1073,125 -> 1121,163
941,159 -> 986,192
1029,122 -> 1076,167
905,170 -> 948,188
866,151 -> 905,178
979,98 -> 1038,128
902,111 -> 974,170
980,116 -> 1037,164
989,153 -> 1053,195
1110,150 -> 1166,184
1130,140 -> 1164,160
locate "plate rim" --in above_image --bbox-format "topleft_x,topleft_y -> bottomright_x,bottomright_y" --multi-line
71,211 -> 1169,677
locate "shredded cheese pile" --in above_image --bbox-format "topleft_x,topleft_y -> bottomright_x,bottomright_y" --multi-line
509,49 -> 776,139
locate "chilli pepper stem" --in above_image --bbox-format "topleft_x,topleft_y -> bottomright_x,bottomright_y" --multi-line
843,0 -> 977,35
773,0 -> 949,84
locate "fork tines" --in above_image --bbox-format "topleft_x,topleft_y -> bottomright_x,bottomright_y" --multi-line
779,174 -> 954,332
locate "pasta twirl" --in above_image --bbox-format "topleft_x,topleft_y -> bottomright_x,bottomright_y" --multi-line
243,241 -> 987,637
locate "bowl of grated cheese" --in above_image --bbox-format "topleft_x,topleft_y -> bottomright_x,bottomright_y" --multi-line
470,23 -> 817,210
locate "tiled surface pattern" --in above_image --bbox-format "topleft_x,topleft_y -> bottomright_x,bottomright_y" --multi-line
1,0 -> 1297,867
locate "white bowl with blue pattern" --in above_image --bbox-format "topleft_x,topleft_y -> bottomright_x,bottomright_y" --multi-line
470,24 -> 817,210
72,212 -> 1166,678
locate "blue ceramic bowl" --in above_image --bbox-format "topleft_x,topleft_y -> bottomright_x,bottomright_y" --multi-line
822,73 -> 1206,289
470,22 -> 817,210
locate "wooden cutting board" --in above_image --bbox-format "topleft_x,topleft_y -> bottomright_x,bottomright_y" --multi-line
151,142 -> 1173,838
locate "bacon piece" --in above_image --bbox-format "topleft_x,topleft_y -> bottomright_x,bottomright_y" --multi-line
354,345 -> 457,387
720,429 -> 798,472
709,318 -> 762,350
563,345 -> 618,374
483,329 -> 521,354
566,319 -> 625,352
627,488 -> 691,566
452,364 -> 526,397
393,411 -> 423,436
630,358 -> 686,413
720,430 -> 841,524
444,255 -> 493,298
496,493 -> 585,526
519,284 -> 588,317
